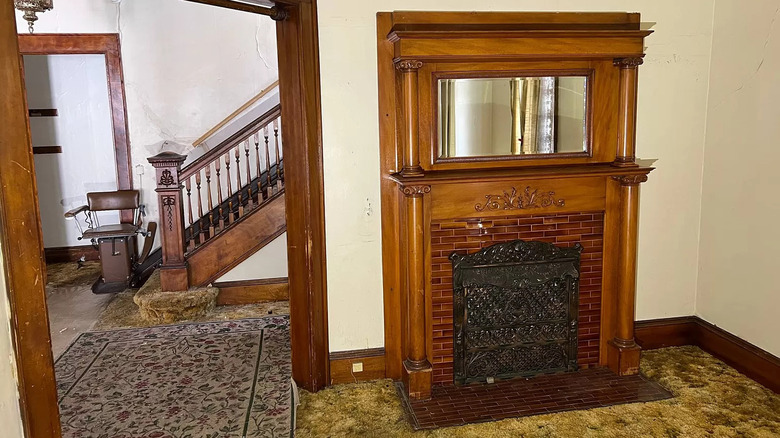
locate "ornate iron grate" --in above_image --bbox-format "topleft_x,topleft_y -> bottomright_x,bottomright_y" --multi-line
450,240 -> 583,385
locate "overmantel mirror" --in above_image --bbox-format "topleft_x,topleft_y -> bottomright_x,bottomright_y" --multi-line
437,74 -> 589,160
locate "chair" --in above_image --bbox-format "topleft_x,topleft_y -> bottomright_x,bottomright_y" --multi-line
65,190 -> 157,294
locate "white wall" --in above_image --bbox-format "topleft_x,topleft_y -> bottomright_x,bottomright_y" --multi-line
16,0 -> 279,234
216,233 -> 288,282
25,54 -> 119,248
318,1 -> 715,351
696,0 -> 780,356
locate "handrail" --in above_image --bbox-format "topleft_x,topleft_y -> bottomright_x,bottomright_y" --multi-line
182,104 -> 281,180
192,79 -> 280,148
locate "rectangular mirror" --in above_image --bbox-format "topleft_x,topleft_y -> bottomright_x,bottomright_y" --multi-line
438,76 -> 588,159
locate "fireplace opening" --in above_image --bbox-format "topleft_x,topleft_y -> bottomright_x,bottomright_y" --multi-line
450,239 -> 583,385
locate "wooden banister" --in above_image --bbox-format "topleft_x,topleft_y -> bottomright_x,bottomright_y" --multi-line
192,80 -> 280,148
182,104 -> 281,180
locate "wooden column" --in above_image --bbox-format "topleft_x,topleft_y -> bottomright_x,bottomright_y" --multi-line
401,184 -> 432,399
148,152 -> 189,291
607,174 -> 648,375
612,57 -> 643,167
396,60 -> 424,177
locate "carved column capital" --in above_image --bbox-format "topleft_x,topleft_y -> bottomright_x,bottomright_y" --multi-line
613,57 -> 644,68
612,174 -> 649,186
400,185 -> 431,197
395,59 -> 423,71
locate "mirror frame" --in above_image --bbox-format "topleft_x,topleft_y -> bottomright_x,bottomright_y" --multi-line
416,60 -> 623,171
434,72 -> 592,162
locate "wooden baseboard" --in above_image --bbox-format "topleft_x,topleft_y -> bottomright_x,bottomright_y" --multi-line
44,245 -> 99,264
213,277 -> 289,306
636,316 -> 779,393
329,348 -> 386,385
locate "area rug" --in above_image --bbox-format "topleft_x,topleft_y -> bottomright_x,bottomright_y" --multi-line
55,316 -> 292,438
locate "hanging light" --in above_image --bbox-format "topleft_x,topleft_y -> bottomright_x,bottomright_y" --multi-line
14,0 -> 53,34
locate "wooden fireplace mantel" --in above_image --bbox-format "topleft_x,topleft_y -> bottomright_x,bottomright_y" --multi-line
377,11 -> 653,400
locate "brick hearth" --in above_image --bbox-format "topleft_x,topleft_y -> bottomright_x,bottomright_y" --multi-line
431,212 -> 605,385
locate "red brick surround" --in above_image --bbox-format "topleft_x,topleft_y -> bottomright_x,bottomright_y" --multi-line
430,212 -> 605,385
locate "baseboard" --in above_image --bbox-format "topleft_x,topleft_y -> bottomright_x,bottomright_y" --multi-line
212,277 -> 289,306
329,348 -> 386,385
44,245 -> 99,264
636,316 -> 779,393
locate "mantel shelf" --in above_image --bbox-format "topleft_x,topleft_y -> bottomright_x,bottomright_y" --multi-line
390,162 -> 654,186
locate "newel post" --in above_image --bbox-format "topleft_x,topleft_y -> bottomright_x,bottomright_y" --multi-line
148,152 -> 189,292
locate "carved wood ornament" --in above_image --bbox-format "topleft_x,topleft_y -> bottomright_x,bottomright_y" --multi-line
377,11 -> 654,400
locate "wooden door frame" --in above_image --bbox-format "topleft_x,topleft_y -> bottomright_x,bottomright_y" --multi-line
18,33 -> 134,224
1,1 -> 328,437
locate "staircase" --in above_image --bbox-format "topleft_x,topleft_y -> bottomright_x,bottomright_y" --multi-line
148,102 -> 286,293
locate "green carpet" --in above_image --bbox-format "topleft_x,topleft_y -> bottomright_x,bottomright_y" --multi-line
296,346 -> 779,437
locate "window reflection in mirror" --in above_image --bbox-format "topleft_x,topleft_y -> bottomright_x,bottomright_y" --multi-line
438,76 -> 588,159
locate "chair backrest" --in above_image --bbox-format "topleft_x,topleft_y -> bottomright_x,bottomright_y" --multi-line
87,190 -> 140,212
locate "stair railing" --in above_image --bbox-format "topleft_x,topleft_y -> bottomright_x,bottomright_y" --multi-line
149,104 -> 283,291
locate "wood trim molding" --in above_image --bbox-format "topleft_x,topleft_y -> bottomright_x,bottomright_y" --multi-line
0,2 -> 62,436
275,0 -> 330,393
44,245 -> 100,264
18,33 -> 134,224
213,277 -> 289,305
330,348 -> 387,385
636,316 -> 779,393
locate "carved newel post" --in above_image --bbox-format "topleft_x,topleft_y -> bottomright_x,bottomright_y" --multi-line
401,184 -> 432,399
608,174 -> 648,374
148,152 -> 189,292
613,57 -> 643,167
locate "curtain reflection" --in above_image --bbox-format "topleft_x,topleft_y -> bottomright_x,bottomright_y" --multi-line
439,76 -> 583,158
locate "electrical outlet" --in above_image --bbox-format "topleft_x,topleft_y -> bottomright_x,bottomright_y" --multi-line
352,362 -> 364,373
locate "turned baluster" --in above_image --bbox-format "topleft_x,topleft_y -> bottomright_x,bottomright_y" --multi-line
195,172 -> 204,241
184,178 -> 196,249
244,140 -> 253,208
264,126 -> 272,197
205,166 -> 215,237
254,132 -> 262,200
235,147 -> 244,217
215,158 -> 225,230
224,153 -> 234,223
273,118 -> 282,191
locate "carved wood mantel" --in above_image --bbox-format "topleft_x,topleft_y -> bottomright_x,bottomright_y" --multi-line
377,11 -> 653,400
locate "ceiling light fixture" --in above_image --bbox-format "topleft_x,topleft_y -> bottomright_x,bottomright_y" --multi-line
14,0 -> 53,34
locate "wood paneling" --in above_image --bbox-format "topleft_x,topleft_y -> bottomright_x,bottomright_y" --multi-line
329,348 -> 387,385
18,33 -> 133,223
44,245 -> 99,264
636,316 -> 779,394
214,277 -> 289,305
0,2 -> 62,436
430,177 -> 606,220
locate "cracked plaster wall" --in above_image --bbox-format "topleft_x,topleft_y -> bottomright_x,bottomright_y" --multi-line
696,0 -> 780,356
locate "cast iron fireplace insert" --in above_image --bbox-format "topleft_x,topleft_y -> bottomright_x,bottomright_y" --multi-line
450,240 -> 583,385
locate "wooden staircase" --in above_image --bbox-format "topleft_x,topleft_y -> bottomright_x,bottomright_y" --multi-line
148,104 -> 286,292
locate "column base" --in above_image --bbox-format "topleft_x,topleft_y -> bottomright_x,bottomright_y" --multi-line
607,338 -> 641,376
159,263 -> 189,292
611,158 -> 639,168
402,359 -> 432,400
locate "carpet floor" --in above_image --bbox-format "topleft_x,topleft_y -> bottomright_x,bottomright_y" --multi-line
55,316 -> 292,438
295,346 -> 780,437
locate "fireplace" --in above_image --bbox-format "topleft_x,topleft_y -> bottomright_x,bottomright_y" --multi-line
451,240 -> 583,384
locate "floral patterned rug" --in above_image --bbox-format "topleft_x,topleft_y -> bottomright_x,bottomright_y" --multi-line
55,316 -> 292,438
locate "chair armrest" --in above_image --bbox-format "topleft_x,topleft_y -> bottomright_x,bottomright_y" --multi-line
64,205 -> 88,219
